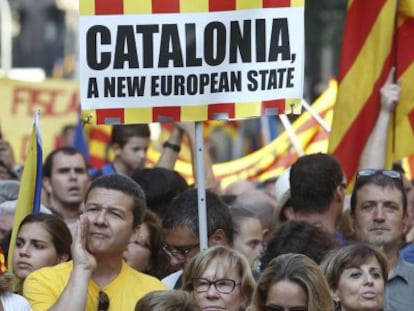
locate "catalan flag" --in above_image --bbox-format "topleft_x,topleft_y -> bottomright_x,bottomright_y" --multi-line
8,111 -> 43,270
328,0 -> 414,181
0,246 -> 6,274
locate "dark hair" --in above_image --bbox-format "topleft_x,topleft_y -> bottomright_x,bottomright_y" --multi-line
290,153 -> 344,214
18,213 -> 72,260
85,174 -> 147,227
111,124 -> 150,146
131,167 -> 188,219
261,220 -> 338,270
163,188 -> 233,244
350,171 -> 407,213
142,210 -> 165,278
43,147 -> 88,178
321,243 -> 388,292
0,160 -> 18,180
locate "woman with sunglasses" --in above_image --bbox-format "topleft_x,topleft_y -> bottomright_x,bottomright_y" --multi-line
181,245 -> 256,311
249,253 -> 333,311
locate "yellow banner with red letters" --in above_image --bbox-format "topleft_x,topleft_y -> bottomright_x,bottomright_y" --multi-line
0,78 -> 78,163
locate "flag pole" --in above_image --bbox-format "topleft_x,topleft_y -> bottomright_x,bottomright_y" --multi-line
8,110 -> 43,270
195,121 -> 208,252
392,0 -> 399,154
278,114 -> 304,156
301,99 -> 331,133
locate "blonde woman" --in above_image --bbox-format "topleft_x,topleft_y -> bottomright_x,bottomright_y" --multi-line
182,246 -> 256,311
250,253 -> 333,311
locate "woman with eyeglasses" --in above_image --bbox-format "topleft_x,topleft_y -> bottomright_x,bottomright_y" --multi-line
181,245 -> 256,311
249,253 -> 333,311
321,243 -> 387,311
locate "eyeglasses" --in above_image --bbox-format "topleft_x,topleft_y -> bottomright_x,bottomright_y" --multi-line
162,243 -> 200,261
192,278 -> 240,294
264,305 -> 308,311
98,290 -> 110,311
357,169 -> 402,180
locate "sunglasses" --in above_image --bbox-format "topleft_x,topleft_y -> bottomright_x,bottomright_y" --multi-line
357,169 -> 402,180
98,290 -> 110,311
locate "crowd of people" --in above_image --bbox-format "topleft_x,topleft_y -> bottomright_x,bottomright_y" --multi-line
0,71 -> 412,311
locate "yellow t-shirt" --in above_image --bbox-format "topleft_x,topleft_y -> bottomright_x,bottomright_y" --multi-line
23,261 -> 166,311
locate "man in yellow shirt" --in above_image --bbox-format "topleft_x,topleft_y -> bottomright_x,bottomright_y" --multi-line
23,174 -> 166,310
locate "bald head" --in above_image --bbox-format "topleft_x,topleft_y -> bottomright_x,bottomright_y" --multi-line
233,189 -> 277,239
224,180 -> 258,196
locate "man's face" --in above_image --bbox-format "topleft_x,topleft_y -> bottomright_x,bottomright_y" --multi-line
164,225 -> 200,270
233,218 -> 263,266
44,152 -> 90,208
352,184 -> 407,249
117,137 -> 149,172
0,140 -> 15,169
83,188 -> 135,256
402,176 -> 414,230
0,213 -> 14,239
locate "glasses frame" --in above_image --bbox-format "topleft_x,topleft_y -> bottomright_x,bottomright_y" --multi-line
162,243 -> 200,260
191,277 -> 240,294
98,290 -> 110,311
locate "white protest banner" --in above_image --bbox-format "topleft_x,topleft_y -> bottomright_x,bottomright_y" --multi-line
79,1 -> 304,124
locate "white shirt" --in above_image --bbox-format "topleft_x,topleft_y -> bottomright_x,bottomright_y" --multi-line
162,269 -> 183,289
1,293 -> 32,311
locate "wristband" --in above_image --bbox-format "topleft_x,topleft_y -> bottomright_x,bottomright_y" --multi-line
163,141 -> 181,153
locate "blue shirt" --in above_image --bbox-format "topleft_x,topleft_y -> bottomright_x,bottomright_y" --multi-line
400,243 -> 414,263
385,254 -> 414,310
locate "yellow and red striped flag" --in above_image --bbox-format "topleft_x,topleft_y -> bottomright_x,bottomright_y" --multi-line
328,0 -> 414,181
7,111 -> 43,270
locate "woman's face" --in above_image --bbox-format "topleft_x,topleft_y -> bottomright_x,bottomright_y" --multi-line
192,258 -> 246,311
12,222 -> 64,280
123,223 -> 152,272
265,279 -> 308,311
335,256 -> 385,311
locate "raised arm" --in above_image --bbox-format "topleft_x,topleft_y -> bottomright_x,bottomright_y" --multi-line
178,122 -> 219,192
358,67 -> 401,170
155,124 -> 184,169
